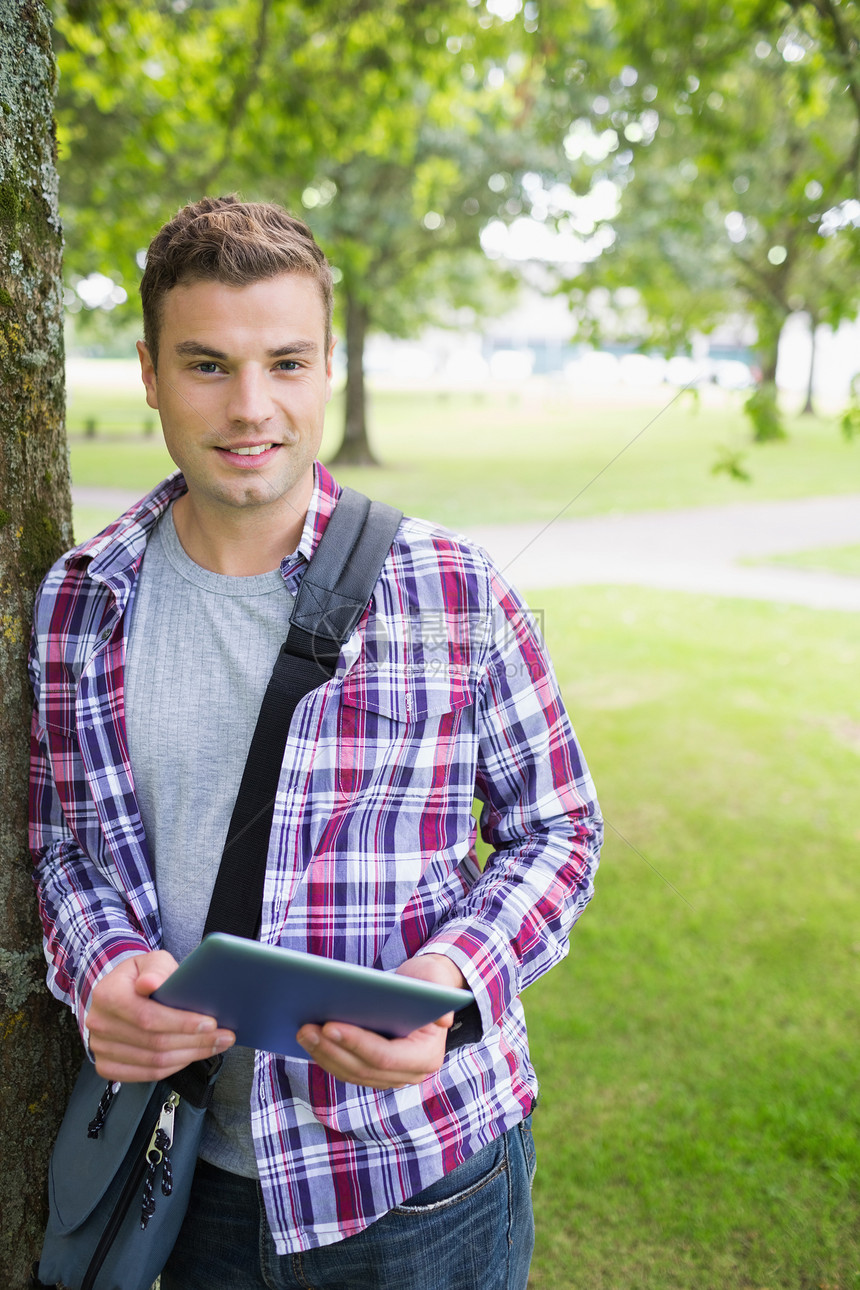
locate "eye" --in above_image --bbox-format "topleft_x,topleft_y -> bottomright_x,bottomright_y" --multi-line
195,361 -> 221,374
276,360 -> 301,371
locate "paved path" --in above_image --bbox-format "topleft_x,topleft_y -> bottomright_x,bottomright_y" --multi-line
469,494 -> 860,611
73,487 -> 860,611
73,486 -> 150,512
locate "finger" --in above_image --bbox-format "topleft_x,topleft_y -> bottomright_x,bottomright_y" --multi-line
88,1010 -> 221,1053
294,1029 -> 392,1085
297,1045 -> 421,1089
91,1028 -> 234,1075
137,999 -> 223,1035
297,1023 -> 443,1087
95,990 -> 224,1038
90,1009 -> 219,1043
131,952 -> 179,988
93,1039 -> 234,1083
90,1025 -> 235,1060
133,970 -> 226,1034
301,1022 -> 405,1072
88,1005 -> 234,1056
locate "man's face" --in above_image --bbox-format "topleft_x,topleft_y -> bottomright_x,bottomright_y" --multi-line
137,273 -> 334,527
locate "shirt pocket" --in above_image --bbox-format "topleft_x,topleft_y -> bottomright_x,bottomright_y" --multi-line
305,661 -> 480,871
297,664 -> 482,966
334,661 -> 475,801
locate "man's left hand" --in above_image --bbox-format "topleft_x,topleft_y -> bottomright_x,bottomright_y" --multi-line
296,954 -> 467,1089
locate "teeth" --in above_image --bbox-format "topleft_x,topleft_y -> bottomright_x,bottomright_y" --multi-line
231,444 -> 274,456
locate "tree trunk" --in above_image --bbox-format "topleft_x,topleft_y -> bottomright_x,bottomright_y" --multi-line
0,2 -> 79,1282
759,331 -> 779,386
330,290 -> 379,467
746,320 -> 787,443
801,313 -> 818,416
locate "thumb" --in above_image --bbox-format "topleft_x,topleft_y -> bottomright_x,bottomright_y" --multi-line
132,950 -> 179,997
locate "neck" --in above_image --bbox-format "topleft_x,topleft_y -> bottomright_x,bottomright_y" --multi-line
171,489 -> 310,575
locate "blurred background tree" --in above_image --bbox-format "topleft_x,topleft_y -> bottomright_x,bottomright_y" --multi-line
52,0 -> 571,462
537,0 -> 860,441
51,0 -> 860,454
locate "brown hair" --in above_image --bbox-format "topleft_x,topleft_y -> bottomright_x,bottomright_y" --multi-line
140,195 -> 334,368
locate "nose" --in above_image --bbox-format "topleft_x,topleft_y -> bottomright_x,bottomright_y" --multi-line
226,365 -> 275,427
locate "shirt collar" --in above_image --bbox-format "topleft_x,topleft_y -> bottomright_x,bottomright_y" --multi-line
284,461 -> 342,573
67,472 -> 187,581
67,463 -> 342,585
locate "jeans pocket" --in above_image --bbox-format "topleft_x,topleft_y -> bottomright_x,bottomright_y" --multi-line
394,1133 -> 508,1214
517,1114 -> 537,1187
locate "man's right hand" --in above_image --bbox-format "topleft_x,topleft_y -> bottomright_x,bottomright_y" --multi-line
87,951 -> 235,1082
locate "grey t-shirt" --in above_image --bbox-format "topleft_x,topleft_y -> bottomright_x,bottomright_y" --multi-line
125,502 -> 294,1177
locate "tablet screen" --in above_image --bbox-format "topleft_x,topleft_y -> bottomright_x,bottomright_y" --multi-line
154,933 -> 474,1060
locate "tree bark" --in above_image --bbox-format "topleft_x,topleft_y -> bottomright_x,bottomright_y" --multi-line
330,290 -> 379,467
0,1 -> 79,1282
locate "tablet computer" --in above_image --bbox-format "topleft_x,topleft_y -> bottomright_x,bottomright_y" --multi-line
153,932 -> 474,1060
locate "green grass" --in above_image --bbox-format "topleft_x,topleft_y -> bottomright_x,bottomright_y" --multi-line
748,543 -> 860,579
68,383 -> 858,543
518,585 -> 860,1289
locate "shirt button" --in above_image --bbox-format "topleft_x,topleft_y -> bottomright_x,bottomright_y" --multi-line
100,628 -> 111,641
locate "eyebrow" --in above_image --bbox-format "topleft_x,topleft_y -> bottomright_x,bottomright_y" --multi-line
173,340 -> 320,360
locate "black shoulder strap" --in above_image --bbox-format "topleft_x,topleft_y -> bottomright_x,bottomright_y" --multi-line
202,488 -> 402,941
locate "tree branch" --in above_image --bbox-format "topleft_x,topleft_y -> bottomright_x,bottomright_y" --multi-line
789,0 -> 860,190
198,0 -> 273,192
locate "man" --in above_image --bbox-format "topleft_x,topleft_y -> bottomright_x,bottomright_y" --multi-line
29,196 -> 601,1289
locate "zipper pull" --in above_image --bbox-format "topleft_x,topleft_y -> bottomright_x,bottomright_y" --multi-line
159,1090 -> 179,1197
140,1092 -> 180,1228
155,1091 -> 179,1150
87,1081 -> 122,1139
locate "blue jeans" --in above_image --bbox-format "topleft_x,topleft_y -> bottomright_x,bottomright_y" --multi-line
161,1117 -> 536,1290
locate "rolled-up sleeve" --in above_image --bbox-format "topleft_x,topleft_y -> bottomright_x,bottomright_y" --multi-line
416,565 -> 602,1037
29,625 -> 151,1041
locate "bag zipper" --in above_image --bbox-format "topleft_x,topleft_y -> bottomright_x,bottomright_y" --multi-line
80,1092 -> 181,1290
80,1151 -> 148,1290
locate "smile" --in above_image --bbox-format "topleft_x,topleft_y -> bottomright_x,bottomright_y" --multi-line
214,443 -> 282,467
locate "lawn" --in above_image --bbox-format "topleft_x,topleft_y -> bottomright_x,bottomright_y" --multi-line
520,586 -> 859,1289
749,543 -> 860,579
67,379 -> 858,541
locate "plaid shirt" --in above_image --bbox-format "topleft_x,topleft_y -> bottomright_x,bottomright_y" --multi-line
29,462 -> 602,1253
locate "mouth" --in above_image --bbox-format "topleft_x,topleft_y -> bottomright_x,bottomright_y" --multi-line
215,442 -> 281,467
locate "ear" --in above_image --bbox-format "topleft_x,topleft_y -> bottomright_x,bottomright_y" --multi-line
137,340 -> 159,410
324,336 -> 337,403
